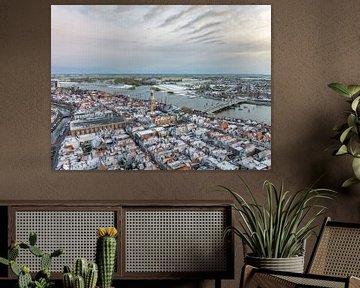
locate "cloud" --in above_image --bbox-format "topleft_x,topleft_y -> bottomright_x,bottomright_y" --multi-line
143,5 -> 170,21
76,5 -> 136,22
201,39 -> 224,45
185,21 -> 222,35
178,10 -> 228,30
158,6 -> 200,28
193,36 -> 221,44
187,29 -> 220,41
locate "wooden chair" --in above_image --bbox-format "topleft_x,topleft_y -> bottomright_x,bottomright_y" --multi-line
241,217 -> 360,288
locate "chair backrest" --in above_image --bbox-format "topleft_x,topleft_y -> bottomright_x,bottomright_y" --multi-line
307,217 -> 360,277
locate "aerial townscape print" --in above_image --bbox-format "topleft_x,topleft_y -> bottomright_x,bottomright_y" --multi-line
51,5 -> 271,171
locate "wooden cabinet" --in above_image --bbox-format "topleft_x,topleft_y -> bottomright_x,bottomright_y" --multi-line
0,201 -> 233,283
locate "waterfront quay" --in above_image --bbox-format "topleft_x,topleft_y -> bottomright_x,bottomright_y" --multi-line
51,87 -> 271,171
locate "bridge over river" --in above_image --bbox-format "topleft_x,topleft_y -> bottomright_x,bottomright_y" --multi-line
204,98 -> 271,114
205,99 -> 246,113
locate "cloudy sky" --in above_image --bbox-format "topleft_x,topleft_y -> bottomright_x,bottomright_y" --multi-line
51,5 -> 271,74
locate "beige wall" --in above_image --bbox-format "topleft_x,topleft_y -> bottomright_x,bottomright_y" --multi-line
1,1 -> 360,287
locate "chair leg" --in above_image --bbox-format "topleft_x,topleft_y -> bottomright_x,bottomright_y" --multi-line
240,265 -> 255,288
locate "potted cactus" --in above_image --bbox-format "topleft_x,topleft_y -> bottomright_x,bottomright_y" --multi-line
62,258 -> 98,288
96,227 -> 118,288
0,232 -> 64,288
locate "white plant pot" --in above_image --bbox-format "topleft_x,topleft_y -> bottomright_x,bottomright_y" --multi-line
245,254 -> 305,273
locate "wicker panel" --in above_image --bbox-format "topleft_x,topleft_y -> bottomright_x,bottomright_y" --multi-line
125,210 -> 227,273
277,275 -> 345,288
310,226 -> 360,277
15,211 -> 115,272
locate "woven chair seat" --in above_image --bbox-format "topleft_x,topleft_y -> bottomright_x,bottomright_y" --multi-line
277,275 -> 347,288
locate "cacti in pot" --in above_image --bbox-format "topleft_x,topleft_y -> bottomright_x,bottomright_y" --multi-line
96,227 -> 118,288
62,260 -> 98,288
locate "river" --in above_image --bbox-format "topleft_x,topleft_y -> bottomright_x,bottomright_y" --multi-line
59,82 -> 271,125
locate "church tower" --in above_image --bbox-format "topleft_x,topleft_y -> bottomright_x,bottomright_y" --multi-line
149,88 -> 156,113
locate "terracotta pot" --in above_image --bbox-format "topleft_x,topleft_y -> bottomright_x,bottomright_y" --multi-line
245,254 -> 305,273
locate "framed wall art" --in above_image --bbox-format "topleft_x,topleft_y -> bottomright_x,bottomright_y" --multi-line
51,5 -> 271,171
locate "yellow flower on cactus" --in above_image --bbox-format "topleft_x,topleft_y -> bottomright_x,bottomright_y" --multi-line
107,227 -> 118,237
97,227 -> 118,238
97,227 -> 107,237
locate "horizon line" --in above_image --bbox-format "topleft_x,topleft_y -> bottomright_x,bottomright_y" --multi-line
51,72 -> 271,76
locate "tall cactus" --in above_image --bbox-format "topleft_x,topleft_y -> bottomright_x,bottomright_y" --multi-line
96,227 -> 118,288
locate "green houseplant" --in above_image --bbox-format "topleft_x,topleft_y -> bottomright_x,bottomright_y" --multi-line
222,179 -> 334,272
0,232 -> 63,288
328,83 -> 360,187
